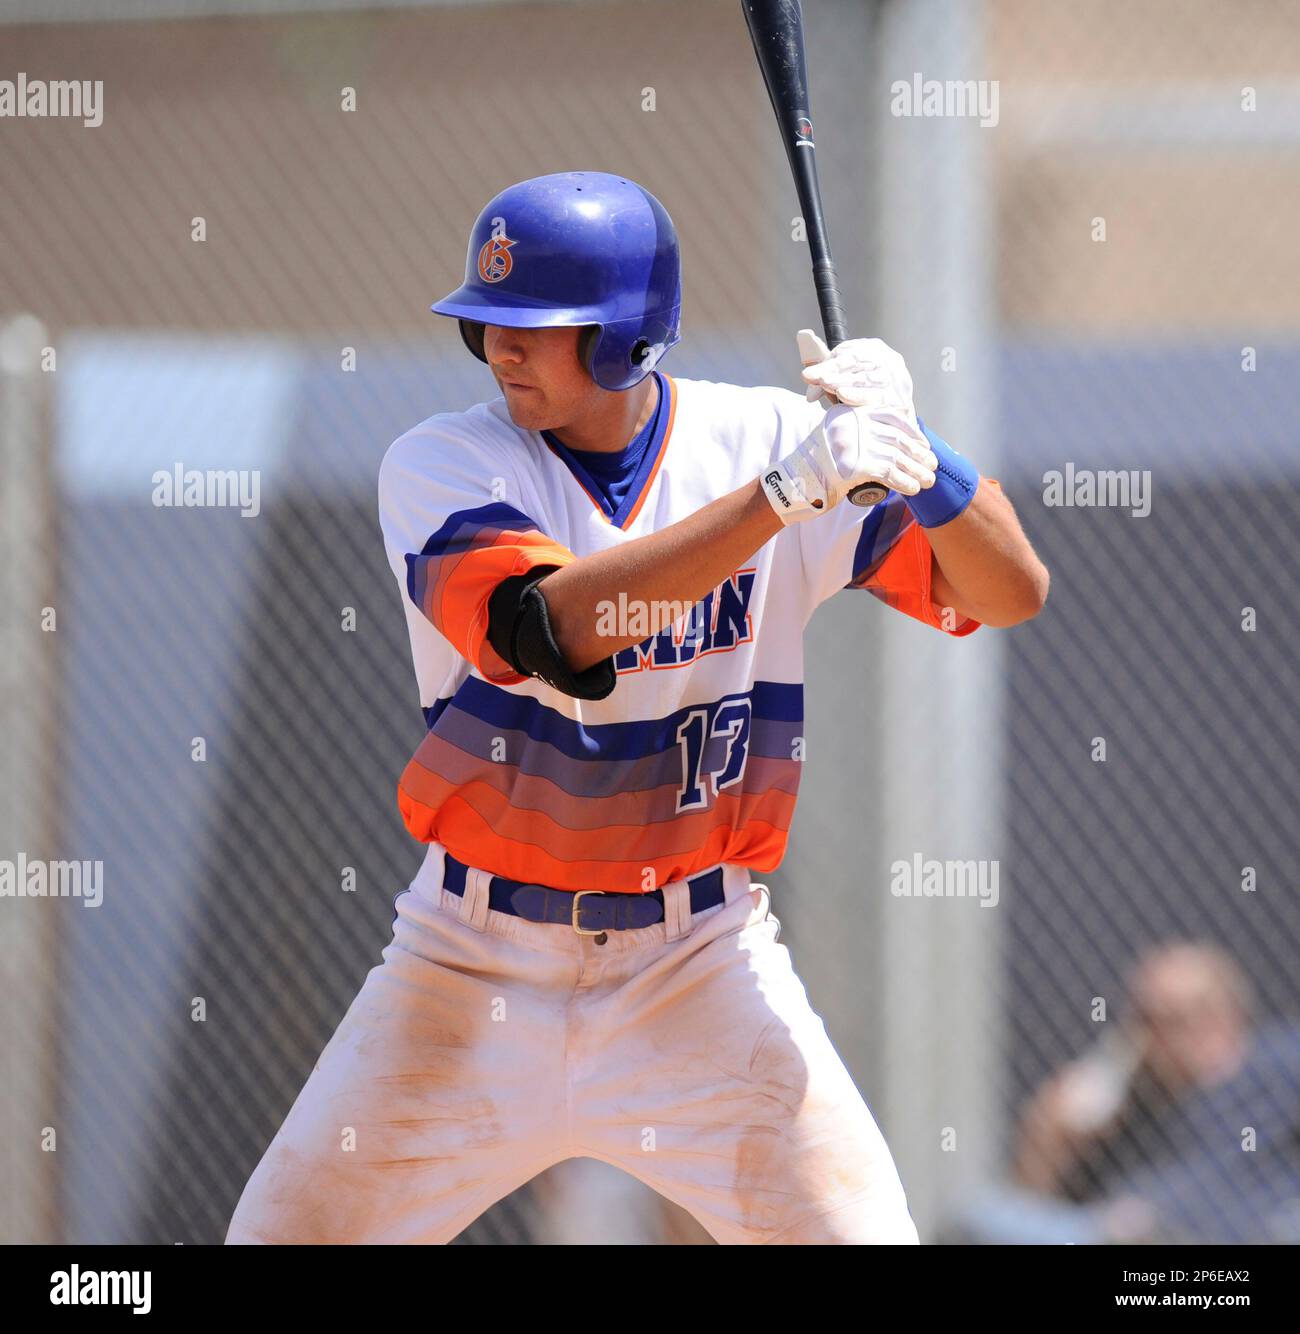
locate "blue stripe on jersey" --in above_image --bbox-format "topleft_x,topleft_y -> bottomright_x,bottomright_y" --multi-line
423,697 -> 453,731
429,675 -> 803,761
413,501 -> 538,562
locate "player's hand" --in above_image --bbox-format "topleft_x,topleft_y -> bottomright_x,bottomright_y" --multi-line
760,401 -> 938,526
798,330 -> 920,438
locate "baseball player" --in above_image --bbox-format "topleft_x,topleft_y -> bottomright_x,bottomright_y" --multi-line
226,171 -> 1047,1246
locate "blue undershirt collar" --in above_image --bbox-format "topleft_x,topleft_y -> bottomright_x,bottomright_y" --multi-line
542,372 -> 667,526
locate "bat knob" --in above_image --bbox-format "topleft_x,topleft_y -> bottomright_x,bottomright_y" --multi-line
848,482 -> 889,508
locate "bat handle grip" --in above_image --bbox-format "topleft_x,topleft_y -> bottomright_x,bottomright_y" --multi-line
810,265 -> 878,505
812,258 -> 849,349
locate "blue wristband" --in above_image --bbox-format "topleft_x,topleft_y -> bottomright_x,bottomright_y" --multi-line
904,418 -> 980,528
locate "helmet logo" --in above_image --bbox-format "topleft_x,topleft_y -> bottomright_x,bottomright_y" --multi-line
477,218 -> 517,283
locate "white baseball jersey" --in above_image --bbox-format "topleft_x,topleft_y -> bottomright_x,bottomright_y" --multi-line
377,370 -> 978,893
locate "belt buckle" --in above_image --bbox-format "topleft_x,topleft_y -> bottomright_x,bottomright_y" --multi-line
571,889 -> 608,936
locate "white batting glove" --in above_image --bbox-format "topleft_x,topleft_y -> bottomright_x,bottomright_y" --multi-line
760,401 -> 938,526
760,329 -> 937,525
798,331 -> 922,440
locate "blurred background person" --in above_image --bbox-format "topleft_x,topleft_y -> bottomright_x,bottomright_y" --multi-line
1015,942 -> 1253,1202
941,942 -> 1300,1243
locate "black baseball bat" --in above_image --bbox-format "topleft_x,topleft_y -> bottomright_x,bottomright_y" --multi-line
740,0 -> 887,507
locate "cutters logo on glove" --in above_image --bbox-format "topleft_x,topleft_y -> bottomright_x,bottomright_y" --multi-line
763,470 -> 794,510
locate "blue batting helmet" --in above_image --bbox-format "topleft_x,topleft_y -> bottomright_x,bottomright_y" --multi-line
431,172 -> 682,391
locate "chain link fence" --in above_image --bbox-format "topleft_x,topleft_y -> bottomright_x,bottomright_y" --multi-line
1,0 -> 1297,1244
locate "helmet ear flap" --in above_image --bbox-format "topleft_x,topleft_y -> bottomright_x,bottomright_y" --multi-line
578,324 -> 600,375
459,319 -> 487,362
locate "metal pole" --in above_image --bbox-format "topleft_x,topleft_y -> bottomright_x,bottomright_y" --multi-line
873,0 -> 1004,1237
0,313 -> 61,1243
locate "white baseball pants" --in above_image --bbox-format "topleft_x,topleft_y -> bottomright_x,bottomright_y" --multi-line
226,848 -> 919,1245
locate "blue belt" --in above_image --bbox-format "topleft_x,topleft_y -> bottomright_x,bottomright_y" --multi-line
441,851 -> 726,936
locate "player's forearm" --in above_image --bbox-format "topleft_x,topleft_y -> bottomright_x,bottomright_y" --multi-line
542,479 -> 783,672
926,478 -> 1049,628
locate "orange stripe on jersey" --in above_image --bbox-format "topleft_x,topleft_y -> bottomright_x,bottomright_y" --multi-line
405,503 -> 576,681
398,778 -> 793,892
394,676 -> 805,892
433,528 -> 573,676
852,500 -> 980,637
